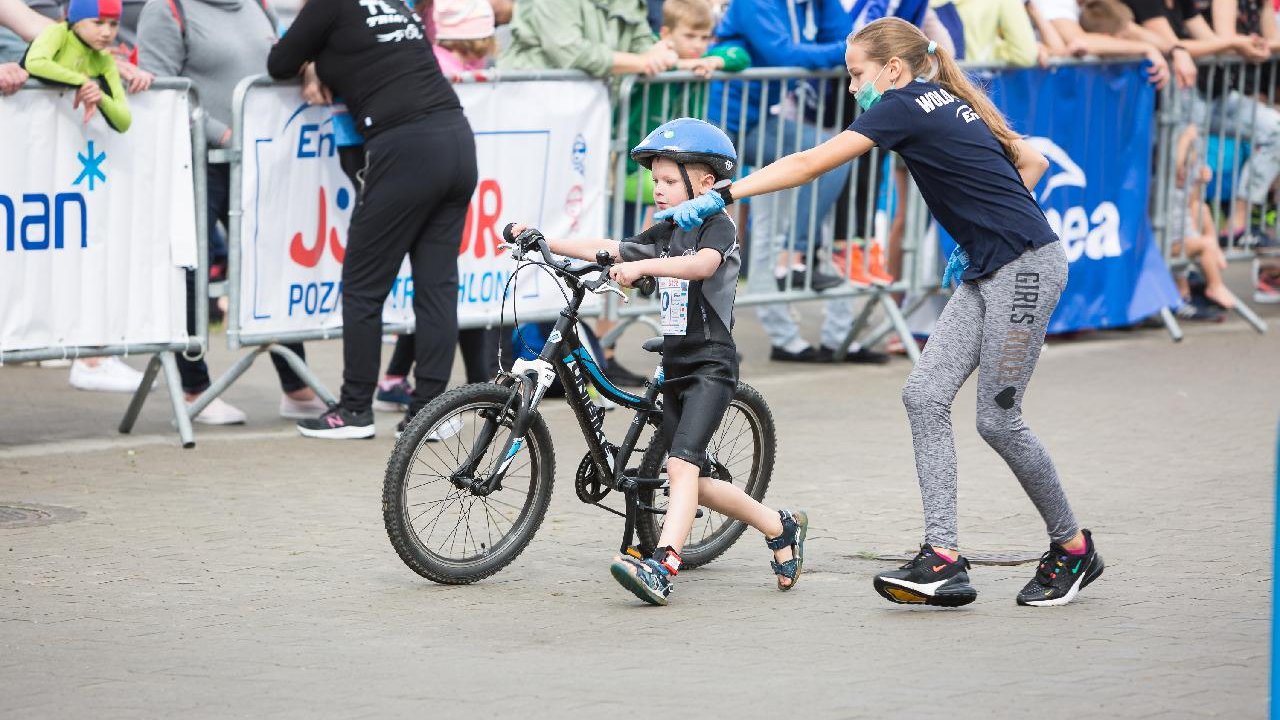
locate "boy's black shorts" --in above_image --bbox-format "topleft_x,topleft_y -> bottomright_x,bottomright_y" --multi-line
660,341 -> 738,477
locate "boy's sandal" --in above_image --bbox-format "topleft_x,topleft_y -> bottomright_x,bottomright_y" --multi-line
766,509 -> 808,591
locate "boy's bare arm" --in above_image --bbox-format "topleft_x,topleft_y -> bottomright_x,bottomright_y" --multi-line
544,237 -> 623,262
612,249 -> 721,285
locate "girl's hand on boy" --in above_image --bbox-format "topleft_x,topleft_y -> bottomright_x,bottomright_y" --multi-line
118,63 -> 154,93
653,191 -> 725,231
0,63 -> 27,96
609,262 -> 644,288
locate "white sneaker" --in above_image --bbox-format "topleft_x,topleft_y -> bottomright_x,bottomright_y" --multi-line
190,397 -> 248,425
279,394 -> 330,420
426,415 -> 465,442
69,357 -> 151,393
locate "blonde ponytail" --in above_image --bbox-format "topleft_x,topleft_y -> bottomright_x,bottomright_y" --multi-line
849,18 -> 1022,163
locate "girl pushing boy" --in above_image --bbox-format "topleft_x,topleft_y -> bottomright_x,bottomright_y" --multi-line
658,17 -> 1103,608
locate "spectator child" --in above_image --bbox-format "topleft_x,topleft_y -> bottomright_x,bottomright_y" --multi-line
433,0 -> 496,76
1079,0 -> 1135,35
22,0 -> 132,131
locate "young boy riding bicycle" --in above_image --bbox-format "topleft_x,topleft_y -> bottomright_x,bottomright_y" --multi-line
509,118 -> 808,606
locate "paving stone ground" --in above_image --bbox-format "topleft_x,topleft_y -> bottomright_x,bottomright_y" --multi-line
1,268 -> 1276,718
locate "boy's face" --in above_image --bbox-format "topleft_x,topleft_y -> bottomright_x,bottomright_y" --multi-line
650,157 -> 714,210
72,18 -> 120,51
660,21 -> 713,60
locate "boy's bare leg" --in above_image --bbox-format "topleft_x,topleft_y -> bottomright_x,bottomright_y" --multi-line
656,458 -> 702,554
659,465 -> 796,586
1186,234 -> 1237,309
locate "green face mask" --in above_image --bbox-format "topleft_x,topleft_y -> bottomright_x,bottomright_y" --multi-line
854,65 -> 890,112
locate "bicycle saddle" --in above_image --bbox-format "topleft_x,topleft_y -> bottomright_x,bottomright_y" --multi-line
641,337 -> 664,355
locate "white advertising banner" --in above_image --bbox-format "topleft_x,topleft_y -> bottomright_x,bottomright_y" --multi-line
0,87 -> 195,353
236,79 -> 610,338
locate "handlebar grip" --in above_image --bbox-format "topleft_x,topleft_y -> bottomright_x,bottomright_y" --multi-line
502,223 -> 519,243
635,275 -> 657,298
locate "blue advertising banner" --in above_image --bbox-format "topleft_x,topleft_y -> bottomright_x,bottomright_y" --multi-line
940,62 -> 1181,333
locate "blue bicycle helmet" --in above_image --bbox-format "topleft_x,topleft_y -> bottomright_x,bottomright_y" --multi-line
630,118 -> 738,181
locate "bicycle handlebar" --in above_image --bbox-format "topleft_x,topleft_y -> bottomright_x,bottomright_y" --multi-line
501,222 -> 657,298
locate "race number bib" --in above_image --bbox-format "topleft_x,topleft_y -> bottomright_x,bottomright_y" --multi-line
659,276 -> 690,336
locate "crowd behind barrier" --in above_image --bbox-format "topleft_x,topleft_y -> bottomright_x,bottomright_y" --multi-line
2,53 -> 1275,445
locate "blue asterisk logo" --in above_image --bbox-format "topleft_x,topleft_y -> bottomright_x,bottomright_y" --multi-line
74,140 -> 107,191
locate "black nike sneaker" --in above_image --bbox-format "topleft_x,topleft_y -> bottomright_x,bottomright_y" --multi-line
1016,529 -> 1104,607
873,544 -> 978,607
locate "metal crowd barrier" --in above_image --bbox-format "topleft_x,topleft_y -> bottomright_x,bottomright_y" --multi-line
189,70 -> 613,420
1152,54 -> 1275,337
1,78 -> 209,448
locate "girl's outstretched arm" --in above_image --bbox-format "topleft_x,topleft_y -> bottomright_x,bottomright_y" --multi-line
730,130 -> 876,201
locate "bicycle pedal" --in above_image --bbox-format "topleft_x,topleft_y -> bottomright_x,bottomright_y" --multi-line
624,547 -> 644,560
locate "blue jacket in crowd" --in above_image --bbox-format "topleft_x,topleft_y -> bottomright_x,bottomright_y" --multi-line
709,0 -> 930,135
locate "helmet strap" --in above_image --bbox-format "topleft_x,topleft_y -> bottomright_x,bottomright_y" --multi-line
677,163 -> 695,205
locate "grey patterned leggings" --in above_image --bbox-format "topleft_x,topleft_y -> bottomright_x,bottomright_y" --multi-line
901,241 -> 1078,549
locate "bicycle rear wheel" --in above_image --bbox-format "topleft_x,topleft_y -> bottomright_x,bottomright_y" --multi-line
383,383 -> 555,584
635,382 -> 776,569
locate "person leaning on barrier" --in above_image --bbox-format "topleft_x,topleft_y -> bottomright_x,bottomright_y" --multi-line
268,0 -> 479,440
1196,0 -> 1280,295
0,0 -> 46,93
497,0 -> 677,76
138,0 -> 327,425
1030,0 -> 1171,87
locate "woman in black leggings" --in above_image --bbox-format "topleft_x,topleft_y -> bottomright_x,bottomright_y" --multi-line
268,0 -> 477,440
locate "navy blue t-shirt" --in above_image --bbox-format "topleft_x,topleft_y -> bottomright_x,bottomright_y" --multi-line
848,80 -> 1058,281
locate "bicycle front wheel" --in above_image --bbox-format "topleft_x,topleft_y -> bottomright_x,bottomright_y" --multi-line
635,381 -> 776,569
382,383 -> 556,584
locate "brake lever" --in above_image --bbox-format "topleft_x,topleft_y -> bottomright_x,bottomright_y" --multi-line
592,281 -> 629,304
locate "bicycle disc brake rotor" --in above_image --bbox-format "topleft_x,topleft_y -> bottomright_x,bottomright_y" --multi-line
574,452 -> 611,503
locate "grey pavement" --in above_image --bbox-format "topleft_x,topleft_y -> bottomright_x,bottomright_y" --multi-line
1,266 -> 1276,719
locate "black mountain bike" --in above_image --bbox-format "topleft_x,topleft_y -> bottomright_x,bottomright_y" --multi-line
382,226 -> 777,584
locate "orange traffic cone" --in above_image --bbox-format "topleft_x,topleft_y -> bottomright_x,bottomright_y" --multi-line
868,243 -> 895,286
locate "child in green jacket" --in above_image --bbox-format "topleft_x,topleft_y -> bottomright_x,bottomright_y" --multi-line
22,0 -> 131,132
623,0 -> 749,216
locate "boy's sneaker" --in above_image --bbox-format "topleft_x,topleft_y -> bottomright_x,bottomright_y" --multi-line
609,555 -> 673,606
297,406 -> 375,439
873,544 -> 978,607
373,378 -> 413,412
1016,529 -> 1104,607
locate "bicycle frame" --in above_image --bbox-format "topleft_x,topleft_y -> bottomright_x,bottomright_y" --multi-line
468,278 -> 673,554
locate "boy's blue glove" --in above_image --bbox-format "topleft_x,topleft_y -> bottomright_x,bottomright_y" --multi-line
942,245 -> 970,288
653,191 -> 725,231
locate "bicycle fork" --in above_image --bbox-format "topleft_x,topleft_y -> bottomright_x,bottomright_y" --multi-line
459,359 -> 557,496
